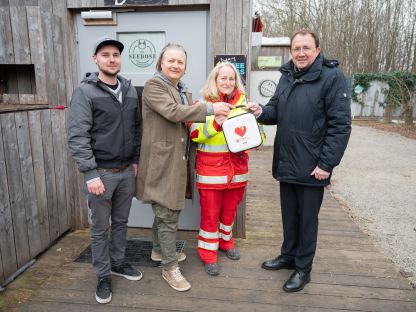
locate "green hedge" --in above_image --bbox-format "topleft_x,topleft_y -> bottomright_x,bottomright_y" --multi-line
352,72 -> 416,108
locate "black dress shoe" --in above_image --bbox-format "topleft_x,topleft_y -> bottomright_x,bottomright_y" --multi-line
261,256 -> 295,270
283,270 -> 311,292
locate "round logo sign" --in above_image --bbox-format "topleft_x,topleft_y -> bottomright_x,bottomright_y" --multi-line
129,39 -> 156,68
258,79 -> 277,98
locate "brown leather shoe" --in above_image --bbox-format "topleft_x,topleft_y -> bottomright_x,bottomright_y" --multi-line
261,255 -> 295,270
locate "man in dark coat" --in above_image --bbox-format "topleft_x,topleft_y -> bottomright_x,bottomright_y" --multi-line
247,29 -> 351,292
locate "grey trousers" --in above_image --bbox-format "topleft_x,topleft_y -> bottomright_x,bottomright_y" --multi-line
87,166 -> 135,278
152,203 -> 180,270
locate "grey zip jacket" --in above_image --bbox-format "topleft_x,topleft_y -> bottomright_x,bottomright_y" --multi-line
68,72 -> 141,182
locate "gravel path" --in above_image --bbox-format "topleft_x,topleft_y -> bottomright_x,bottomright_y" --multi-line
329,125 -> 416,286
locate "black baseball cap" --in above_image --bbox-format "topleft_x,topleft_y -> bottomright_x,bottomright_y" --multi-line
93,36 -> 124,54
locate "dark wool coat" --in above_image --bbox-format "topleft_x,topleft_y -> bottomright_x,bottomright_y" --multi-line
257,53 -> 351,186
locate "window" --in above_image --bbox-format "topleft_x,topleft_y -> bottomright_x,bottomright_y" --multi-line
0,64 -> 36,96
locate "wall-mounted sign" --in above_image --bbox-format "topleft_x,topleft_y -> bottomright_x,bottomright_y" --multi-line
214,54 -> 247,84
354,84 -> 364,94
104,0 -> 168,5
258,79 -> 277,98
258,56 -> 282,68
118,32 -> 165,74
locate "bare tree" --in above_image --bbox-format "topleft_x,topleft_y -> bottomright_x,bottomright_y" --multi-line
254,0 -> 416,75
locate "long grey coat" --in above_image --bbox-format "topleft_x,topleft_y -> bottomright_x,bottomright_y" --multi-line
136,77 -> 207,210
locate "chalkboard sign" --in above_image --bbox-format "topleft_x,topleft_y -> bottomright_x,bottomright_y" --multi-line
214,55 -> 247,85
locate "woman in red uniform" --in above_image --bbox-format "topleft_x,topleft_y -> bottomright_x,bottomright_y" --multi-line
189,62 -> 250,276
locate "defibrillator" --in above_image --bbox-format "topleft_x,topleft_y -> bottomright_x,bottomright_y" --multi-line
222,105 -> 264,153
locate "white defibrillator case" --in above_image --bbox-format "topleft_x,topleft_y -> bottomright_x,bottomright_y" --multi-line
222,112 -> 263,153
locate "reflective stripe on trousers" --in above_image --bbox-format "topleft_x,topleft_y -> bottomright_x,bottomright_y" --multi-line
199,228 -> 219,239
219,232 -> 232,241
198,240 -> 219,251
219,222 -> 233,232
219,222 -> 233,241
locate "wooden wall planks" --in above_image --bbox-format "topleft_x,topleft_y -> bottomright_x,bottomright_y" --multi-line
0,113 -> 31,269
1,0 -> 73,107
26,6 -> 48,104
28,110 -> 51,250
40,109 -> 61,242
9,6 -> 31,65
0,109 -> 79,285
0,118 -> 18,280
15,112 -> 43,258
51,109 -> 69,235
0,6 -> 14,64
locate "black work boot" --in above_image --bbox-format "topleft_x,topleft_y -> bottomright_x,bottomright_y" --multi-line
204,263 -> 220,276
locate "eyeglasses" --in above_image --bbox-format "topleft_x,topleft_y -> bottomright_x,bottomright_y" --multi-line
291,46 -> 315,54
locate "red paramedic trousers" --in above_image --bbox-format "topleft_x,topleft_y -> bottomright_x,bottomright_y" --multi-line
198,187 -> 245,264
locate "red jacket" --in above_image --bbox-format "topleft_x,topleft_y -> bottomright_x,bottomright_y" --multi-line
189,90 -> 249,190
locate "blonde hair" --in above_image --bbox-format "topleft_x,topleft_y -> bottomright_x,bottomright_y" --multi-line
155,43 -> 187,72
201,62 -> 245,101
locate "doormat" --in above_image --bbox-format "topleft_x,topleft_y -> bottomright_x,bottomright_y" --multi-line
74,239 -> 186,267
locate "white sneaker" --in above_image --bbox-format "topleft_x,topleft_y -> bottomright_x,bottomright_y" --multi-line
151,249 -> 186,262
162,266 -> 191,292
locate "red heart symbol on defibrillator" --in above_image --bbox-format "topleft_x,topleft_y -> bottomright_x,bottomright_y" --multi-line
234,126 -> 247,137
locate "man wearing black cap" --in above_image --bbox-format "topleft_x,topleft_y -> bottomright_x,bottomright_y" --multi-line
68,36 -> 142,304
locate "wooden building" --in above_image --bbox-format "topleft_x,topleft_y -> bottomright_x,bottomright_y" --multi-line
249,36 -> 291,146
0,0 -> 253,286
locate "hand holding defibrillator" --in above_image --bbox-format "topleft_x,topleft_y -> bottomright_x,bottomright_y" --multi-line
245,101 -> 262,117
222,101 -> 264,153
212,101 -> 233,117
